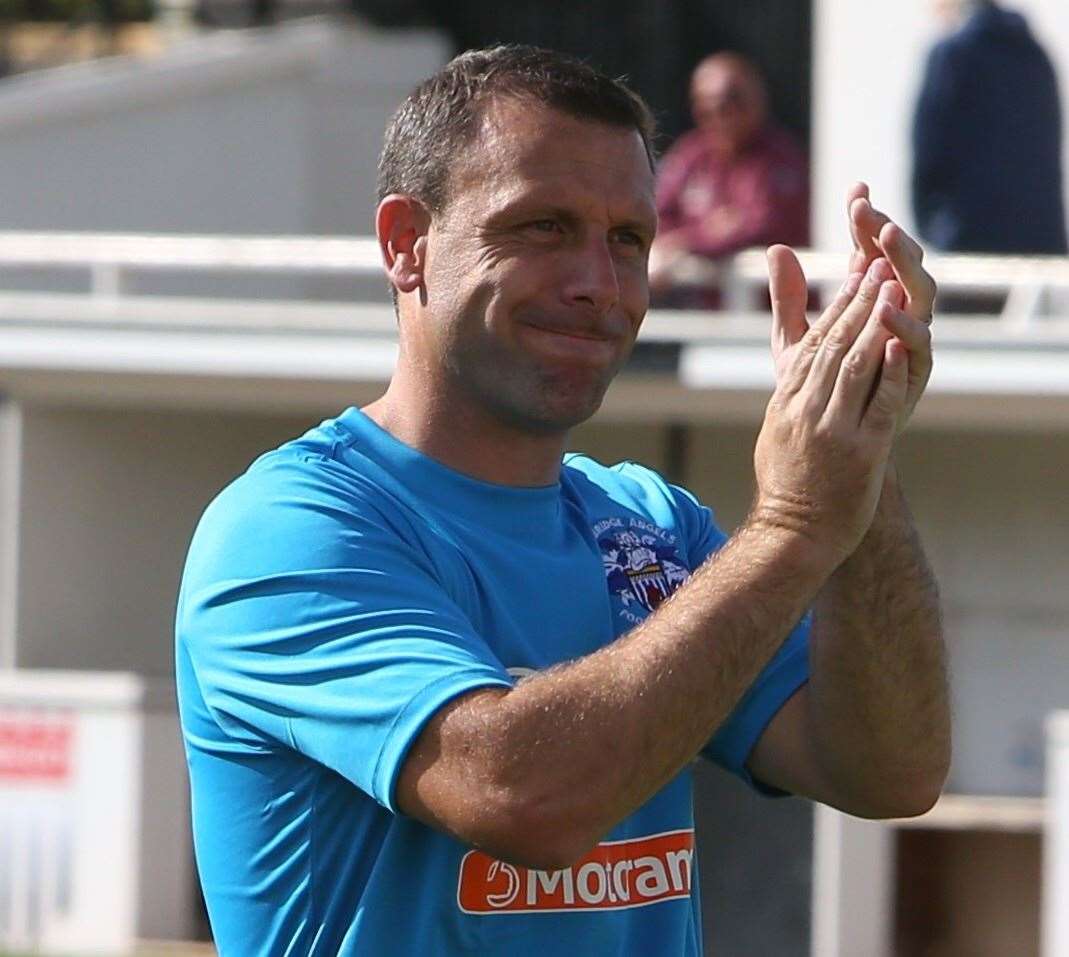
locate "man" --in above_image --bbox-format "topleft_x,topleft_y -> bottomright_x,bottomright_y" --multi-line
650,52 -> 809,304
176,46 -> 949,955
913,0 -> 1067,254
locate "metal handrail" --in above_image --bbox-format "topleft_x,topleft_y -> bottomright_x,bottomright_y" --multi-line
0,231 -> 1066,326
0,233 -> 382,270
0,232 -> 383,297
722,248 -> 1069,325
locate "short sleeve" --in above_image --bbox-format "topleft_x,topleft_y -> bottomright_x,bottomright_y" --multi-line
660,478 -> 811,796
583,460 -> 730,569
177,455 -> 513,812
702,614 -> 810,795
662,480 -> 728,569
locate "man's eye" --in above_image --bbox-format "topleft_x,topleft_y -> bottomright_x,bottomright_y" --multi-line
526,220 -> 562,233
613,230 -> 646,249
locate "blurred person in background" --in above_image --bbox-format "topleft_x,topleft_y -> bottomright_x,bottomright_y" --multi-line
912,0 -> 1067,255
649,52 -> 809,307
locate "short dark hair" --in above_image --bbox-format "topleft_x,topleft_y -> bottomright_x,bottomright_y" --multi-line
377,45 -> 657,216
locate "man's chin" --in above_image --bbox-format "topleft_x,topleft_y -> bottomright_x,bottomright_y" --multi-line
525,390 -> 609,435
493,386 -> 607,436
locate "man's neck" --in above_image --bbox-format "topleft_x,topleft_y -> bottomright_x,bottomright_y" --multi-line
362,380 -> 568,488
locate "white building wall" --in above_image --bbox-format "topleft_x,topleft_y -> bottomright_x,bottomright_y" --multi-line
14,406 -> 315,675
0,80 -> 305,234
0,22 -> 447,261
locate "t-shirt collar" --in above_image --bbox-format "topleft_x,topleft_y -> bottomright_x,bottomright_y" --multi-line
335,407 -> 563,533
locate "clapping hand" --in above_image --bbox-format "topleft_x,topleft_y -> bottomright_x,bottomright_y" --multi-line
767,182 -> 935,434
750,185 -> 937,563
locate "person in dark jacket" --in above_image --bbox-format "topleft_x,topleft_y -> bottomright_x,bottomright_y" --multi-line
912,0 -> 1068,254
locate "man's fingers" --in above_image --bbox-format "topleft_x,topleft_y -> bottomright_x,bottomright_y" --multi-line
798,260 -> 893,401
846,183 -> 870,274
880,220 -> 924,266
767,244 -> 809,358
878,304 -> 932,357
846,183 -> 937,327
842,183 -> 868,267
846,181 -> 869,208
845,181 -> 869,270
878,304 -> 934,416
850,197 -> 891,253
879,221 -> 937,325
782,257 -> 888,398
813,273 -> 900,418
863,338 -> 909,433
777,269 -> 863,394
848,192 -> 891,274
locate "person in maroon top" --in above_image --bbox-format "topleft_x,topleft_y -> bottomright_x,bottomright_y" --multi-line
650,53 -> 809,306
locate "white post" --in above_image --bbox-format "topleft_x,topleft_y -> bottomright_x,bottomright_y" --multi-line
811,805 -> 896,957
90,263 -> 124,299
0,402 -> 21,670
1042,711 -> 1069,956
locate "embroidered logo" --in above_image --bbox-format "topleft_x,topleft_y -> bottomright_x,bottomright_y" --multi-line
595,518 -> 691,625
457,829 -> 695,915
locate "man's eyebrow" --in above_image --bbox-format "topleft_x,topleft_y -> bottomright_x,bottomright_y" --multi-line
611,215 -> 658,236
487,199 -> 657,234
484,198 -> 573,222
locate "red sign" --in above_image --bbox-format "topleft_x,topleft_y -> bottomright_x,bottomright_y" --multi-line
0,717 -> 74,783
457,828 -> 694,915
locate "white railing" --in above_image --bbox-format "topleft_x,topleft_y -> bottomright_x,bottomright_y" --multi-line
0,232 -> 383,298
0,232 -> 1066,345
723,248 -> 1069,328
0,232 -> 1064,422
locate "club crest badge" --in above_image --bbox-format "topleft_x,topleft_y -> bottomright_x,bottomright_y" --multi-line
595,517 -> 691,626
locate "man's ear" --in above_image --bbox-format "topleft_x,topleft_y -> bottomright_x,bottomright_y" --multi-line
376,194 -> 431,296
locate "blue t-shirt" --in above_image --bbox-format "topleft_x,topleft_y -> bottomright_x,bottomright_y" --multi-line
176,408 -> 809,956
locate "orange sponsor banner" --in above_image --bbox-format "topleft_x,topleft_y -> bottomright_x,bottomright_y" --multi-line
457,828 -> 694,915
0,717 -> 74,783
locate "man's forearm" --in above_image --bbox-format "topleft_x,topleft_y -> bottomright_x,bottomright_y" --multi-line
415,519 -> 834,869
807,462 -> 951,813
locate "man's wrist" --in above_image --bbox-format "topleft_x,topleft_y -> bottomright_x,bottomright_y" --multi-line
871,457 -> 909,528
738,507 -> 847,580
883,455 -> 900,492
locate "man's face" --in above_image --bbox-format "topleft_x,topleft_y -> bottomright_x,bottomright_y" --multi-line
408,99 -> 656,435
690,60 -> 765,155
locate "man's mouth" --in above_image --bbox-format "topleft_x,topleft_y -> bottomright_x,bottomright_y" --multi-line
520,321 -> 621,364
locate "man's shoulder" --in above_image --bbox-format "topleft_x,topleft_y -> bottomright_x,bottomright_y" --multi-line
562,452 -> 663,493
203,421 -> 362,521
185,416 -> 404,576
563,454 -> 724,565
562,453 -> 701,515
928,24 -> 986,72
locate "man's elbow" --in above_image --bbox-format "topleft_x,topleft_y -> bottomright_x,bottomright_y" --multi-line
470,788 -> 602,872
849,765 -> 949,821
868,782 -> 942,820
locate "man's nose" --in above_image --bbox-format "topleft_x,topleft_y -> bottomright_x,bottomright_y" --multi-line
563,236 -> 620,315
